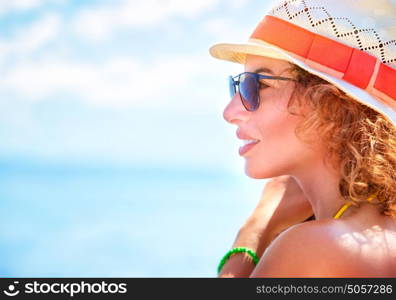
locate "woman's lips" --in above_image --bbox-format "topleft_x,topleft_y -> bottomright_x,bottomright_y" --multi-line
239,140 -> 260,156
236,129 -> 260,156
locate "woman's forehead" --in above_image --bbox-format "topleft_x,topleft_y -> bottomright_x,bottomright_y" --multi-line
245,54 -> 291,75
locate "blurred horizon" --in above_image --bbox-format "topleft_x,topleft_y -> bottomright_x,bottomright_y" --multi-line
0,0 -> 271,276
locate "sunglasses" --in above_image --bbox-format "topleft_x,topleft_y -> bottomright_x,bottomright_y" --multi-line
229,72 -> 296,111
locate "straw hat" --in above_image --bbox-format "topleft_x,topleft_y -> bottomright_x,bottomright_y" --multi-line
209,0 -> 396,127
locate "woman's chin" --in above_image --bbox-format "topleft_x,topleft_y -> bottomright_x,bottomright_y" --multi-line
244,163 -> 270,179
243,160 -> 287,179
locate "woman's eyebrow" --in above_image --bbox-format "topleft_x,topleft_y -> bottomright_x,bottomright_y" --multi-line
254,67 -> 274,74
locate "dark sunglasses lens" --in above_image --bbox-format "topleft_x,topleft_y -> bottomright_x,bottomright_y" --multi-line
239,73 -> 259,111
228,76 -> 236,98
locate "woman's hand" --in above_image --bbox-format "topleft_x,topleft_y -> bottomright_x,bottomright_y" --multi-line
219,175 -> 314,277
238,175 -> 314,256
246,175 -> 313,235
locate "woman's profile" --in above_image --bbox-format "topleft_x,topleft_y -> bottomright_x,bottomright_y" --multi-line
209,0 -> 396,277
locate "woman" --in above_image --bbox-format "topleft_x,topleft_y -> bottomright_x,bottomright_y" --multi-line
209,0 -> 396,277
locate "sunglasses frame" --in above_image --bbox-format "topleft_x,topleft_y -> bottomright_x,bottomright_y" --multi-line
229,72 -> 296,112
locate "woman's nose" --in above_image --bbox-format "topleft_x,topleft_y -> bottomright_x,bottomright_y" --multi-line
223,92 -> 250,124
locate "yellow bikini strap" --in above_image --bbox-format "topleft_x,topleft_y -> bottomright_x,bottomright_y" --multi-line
333,192 -> 378,219
366,191 -> 379,202
333,202 -> 353,219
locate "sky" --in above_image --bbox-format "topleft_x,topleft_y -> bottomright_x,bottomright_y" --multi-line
4,0 -> 395,278
0,0 -> 278,277
0,0 -> 276,172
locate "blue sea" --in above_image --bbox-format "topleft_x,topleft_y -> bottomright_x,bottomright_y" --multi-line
0,159 -> 264,277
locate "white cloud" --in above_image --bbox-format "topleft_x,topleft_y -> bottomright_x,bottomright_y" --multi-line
73,0 -> 221,41
0,0 -> 246,111
0,13 -> 61,64
0,53 -> 240,111
0,0 -> 42,13
229,0 -> 250,9
0,0 -> 64,14
202,17 -> 252,42
201,1 -> 276,43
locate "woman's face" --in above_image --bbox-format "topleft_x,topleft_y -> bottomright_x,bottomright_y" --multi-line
223,54 -> 323,178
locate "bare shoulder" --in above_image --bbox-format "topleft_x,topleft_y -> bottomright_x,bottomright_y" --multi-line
249,220 -> 366,277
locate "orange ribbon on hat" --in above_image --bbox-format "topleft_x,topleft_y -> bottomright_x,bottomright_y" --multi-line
250,15 -> 396,110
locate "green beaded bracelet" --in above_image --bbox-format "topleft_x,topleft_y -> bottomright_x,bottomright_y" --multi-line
217,247 -> 259,275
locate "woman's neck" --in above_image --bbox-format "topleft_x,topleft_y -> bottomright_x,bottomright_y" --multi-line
291,159 -> 347,220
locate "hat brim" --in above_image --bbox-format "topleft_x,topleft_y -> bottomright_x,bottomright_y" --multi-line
209,41 -> 291,64
209,41 -> 396,127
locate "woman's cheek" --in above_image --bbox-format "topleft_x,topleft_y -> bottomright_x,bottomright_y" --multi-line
243,116 -> 303,177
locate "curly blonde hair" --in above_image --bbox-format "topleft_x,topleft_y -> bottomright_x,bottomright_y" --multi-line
286,64 -> 396,219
